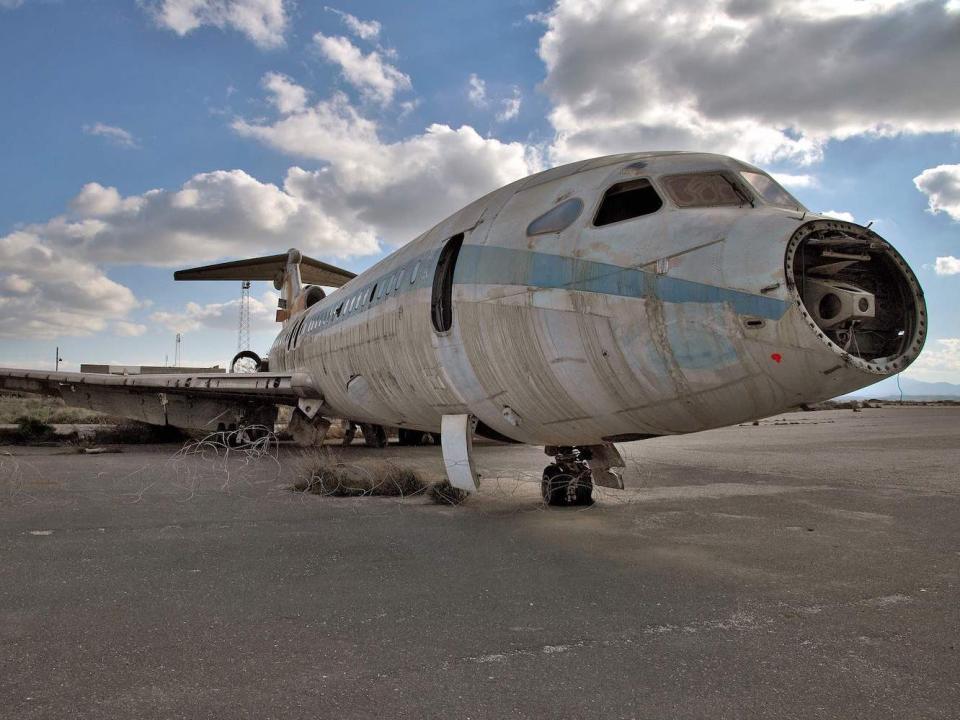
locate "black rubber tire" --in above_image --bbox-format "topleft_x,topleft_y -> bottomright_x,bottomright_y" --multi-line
541,463 -> 594,507
398,428 -> 438,446
542,464 -> 572,506
362,424 -> 388,449
398,428 -> 422,446
573,474 -> 594,506
342,422 -> 357,446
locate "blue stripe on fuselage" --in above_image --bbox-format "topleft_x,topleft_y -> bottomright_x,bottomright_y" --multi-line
454,245 -> 788,321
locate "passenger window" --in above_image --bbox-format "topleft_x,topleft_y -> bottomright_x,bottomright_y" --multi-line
335,302 -> 343,317
593,180 -> 662,227
431,234 -> 464,333
528,198 -> 584,236
662,173 -> 746,208
410,261 -> 420,284
377,282 -> 384,298
368,284 -> 377,303
395,270 -> 404,291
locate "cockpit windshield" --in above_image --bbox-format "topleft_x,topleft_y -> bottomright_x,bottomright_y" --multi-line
739,171 -> 803,210
661,173 -> 750,208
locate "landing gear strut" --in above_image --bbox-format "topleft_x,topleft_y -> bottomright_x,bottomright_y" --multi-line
541,446 -> 594,507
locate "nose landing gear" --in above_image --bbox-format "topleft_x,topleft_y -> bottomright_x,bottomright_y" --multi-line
542,446 -> 594,506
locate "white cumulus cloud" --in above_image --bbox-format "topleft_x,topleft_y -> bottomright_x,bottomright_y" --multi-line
496,87 -> 522,122
0,164 -> 385,339
262,72 -> 308,114
233,76 -> 538,245
914,164 -> 960,221
907,337 -> 960,381
934,256 -> 960,275
820,210 -> 856,222
23,169 -> 380,266
536,0 -> 960,166
70,182 -> 145,217
113,321 -> 147,337
467,74 -> 487,107
773,173 -> 817,189
151,291 -> 278,334
0,231 -> 137,339
143,0 -> 288,49
314,33 -> 411,105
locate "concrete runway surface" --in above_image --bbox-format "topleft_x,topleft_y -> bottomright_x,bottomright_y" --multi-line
1,407 -> 958,719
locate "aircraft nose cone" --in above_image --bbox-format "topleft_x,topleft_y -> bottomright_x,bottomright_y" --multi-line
785,219 -> 926,378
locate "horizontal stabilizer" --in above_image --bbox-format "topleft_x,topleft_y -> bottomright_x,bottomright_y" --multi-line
174,252 -> 356,288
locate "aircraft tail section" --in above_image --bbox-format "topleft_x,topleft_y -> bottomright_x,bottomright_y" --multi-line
175,248 -> 356,323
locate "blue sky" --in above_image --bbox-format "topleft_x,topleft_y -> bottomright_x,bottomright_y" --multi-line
1,0 -> 958,385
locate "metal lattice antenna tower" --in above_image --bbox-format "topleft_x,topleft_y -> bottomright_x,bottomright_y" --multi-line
238,280 -> 251,351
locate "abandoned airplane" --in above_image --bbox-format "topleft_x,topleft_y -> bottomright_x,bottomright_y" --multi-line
0,152 -> 927,504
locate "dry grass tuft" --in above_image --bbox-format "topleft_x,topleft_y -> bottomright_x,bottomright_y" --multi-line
429,480 -> 469,505
0,393 -> 105,424
294,450 -> 426,498
13,416 -> 56,443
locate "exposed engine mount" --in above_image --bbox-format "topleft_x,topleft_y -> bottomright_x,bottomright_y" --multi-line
786,220 -> 926,374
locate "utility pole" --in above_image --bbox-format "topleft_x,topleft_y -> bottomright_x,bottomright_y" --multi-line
174,333 -> 181,367
238,280 -> 251,351
55,346 -> 62,372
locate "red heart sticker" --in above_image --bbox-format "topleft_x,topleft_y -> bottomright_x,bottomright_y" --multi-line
771,353 -> 783,363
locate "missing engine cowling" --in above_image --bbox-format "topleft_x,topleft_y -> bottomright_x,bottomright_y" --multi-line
785,220 -> 926,374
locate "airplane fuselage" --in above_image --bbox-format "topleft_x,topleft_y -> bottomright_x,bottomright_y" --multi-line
267,152 -> 926,446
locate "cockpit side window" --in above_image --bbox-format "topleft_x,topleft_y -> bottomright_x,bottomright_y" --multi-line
593,179 -> 663,227
527,198 -> 584,236
739,171 -> 803,210
662,173 -> 749,208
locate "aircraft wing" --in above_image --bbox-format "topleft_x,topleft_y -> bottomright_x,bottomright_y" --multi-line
0,368 -> 320,429
0,368 -> 314,400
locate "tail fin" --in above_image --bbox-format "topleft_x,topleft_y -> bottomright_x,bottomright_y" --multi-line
174,248 -> 355,288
